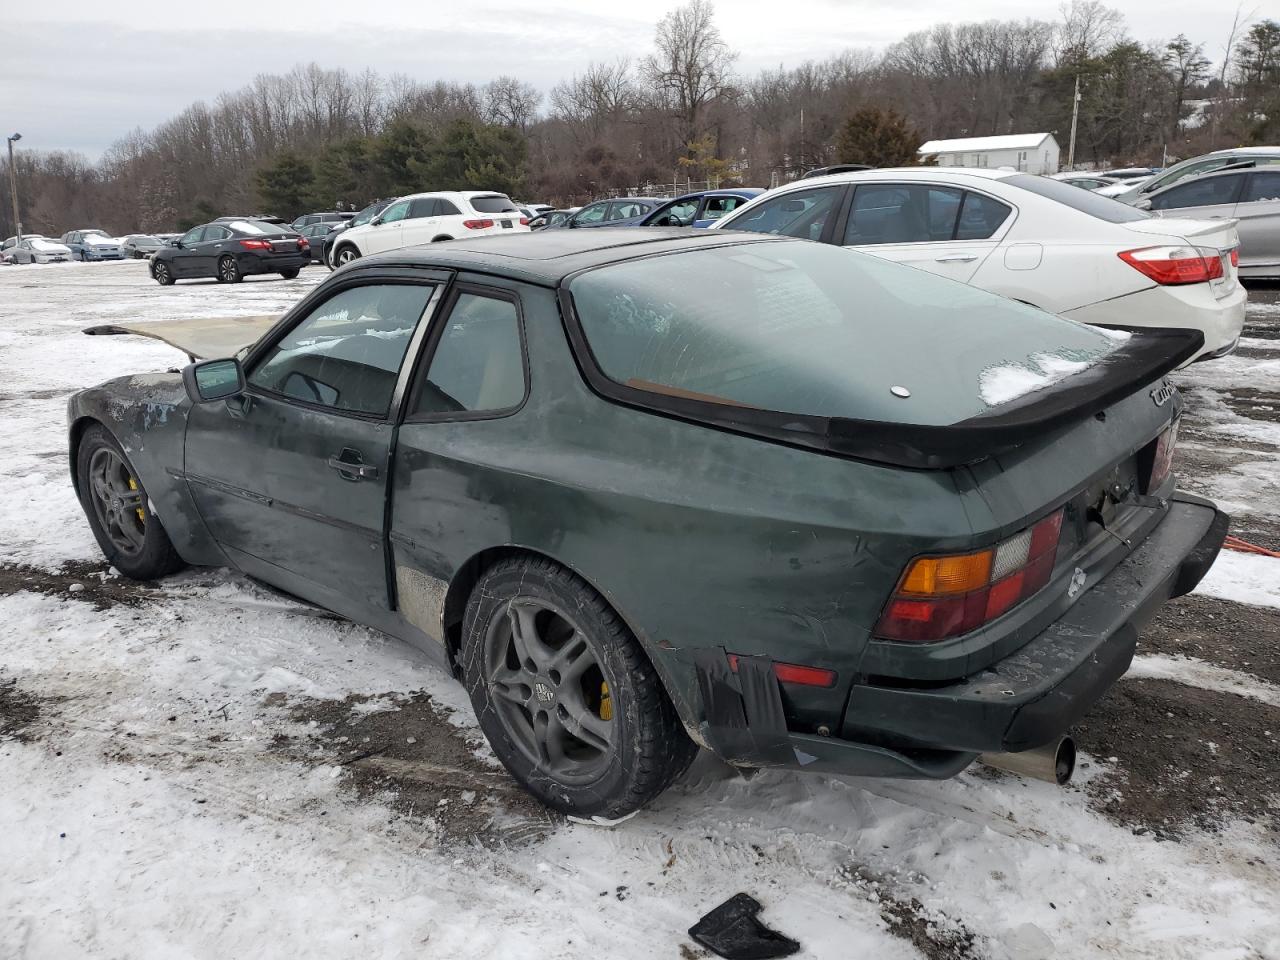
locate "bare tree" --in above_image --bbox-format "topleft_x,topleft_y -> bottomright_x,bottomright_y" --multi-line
482,76 -> 542,131
1054,1 -> 1125,66
1163,35 -> 1210,143
642,0 -> 737,150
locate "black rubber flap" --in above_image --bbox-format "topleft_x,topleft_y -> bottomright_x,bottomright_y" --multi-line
688,893 -> 801,959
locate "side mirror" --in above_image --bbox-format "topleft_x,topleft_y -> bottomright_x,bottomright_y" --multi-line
1134,199 -> 1153,211
370,217 -> 384,226
183,358 -> 245,404
171,240 -> 183,248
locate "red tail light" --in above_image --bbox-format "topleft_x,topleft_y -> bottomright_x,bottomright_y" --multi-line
1230,248 -> 1239,268
726,654 -> 837,688
298,237 -> 310,250
519,217 -> 530,226
463,219 -> 495,230
1118,246 -> 1224,285
239,239 -> 271,250
874,510 -> 1064,643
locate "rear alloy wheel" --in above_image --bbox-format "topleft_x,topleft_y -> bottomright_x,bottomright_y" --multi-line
218,255 -> 242,283
461,557 -> 697,818
152,261 -> 175,286
279,268 -> 300,280
334,245 -> 359,267
75,424 -> 185,581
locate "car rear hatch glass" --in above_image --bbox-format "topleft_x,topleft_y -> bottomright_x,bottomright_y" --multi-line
569,240 -> 1123,428
470,195 -> 521,227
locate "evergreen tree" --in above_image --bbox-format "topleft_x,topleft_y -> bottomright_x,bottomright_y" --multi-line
834,107 -> 925,167
255,151 -> 314,218
408,119 -> 528,197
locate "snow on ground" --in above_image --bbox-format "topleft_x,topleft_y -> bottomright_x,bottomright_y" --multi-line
2,262 -> 1279,959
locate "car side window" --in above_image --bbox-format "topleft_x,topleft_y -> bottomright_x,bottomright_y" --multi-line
206,226 -> 231,242
249,283 -> 436,417
436,199 -> 462,216
408,197 -> 437,219
701,196 -> 744,220
379,200 -> 411,224
181,227 -> 205,244
843,184 -> 963,245
649,199 -> 699,226
955,192 -> 1012,241
1149,175 -> 1244,210
576,203 -> 608,224
1242,171 -> 1280,203
412,292 -> 525,416
729,187 -> 841,241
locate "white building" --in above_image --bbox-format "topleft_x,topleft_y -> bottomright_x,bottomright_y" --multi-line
917,133 -> 1060,175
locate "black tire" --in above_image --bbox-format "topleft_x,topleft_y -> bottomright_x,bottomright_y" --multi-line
75,424 -> 186,581
152,261 -> 175,286
461,556 -> 697,818
279,268 -> 300,280
218,255 -> 242,283
333,245 -> 359,267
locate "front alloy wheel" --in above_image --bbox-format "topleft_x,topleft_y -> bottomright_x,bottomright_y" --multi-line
87,446 -> 147,558
153,261 -> 174,285
334,246 -> 358,266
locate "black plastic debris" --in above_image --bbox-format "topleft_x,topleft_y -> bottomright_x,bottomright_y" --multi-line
688,893 -> 800,960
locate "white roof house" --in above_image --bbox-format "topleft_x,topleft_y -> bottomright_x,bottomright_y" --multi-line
918,133 -> 1060,175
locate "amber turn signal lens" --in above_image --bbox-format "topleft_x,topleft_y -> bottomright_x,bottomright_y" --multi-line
899,551 -> 993,597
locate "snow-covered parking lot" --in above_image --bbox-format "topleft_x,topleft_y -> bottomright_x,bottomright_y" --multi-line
2,260 -> 1278,959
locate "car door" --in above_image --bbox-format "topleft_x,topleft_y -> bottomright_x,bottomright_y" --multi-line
168,226 -> 206,277
388,282 -> 530,646
836,183 -> 1009,283
192,224 -> 234,277
183,273 -> 448,627
694,194 -> 748,227
362,199 -> 411,254
1231,170 -> 1280,271
400,197 -> 439,248
1147,173 -> 1246,221
644,197 -> 699,226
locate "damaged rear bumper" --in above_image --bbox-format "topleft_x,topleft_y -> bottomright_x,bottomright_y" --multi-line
693,493 -> 1228,779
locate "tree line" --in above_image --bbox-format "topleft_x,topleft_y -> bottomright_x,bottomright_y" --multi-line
2,1 -> 1277,237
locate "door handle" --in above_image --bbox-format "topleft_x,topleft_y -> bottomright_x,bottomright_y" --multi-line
327,449 -> 379,482
935,253 -> 978,263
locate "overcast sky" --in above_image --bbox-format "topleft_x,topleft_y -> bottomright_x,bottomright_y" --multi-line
2,1 -> 1254,160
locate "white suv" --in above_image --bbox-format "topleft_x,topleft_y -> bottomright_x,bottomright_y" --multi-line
331,191 -> 530,265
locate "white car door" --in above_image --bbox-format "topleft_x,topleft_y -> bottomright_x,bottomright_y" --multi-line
1229,170 -> 1280,272
841,183 -> 1008,283
360,199 -> 411,254
399,197 -> 441,247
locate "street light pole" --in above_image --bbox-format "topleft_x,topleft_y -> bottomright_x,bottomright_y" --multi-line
6,133 -> 22,242
1066,77 -> 1081,170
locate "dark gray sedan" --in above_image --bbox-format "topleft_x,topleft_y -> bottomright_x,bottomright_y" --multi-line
68,230 -> 1227,817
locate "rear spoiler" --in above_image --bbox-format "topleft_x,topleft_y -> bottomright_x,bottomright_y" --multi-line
578,327 -> 1202,471
83,315 -> 280,361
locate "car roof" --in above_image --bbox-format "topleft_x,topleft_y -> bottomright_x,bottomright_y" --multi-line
1209,146 -> 1280,157
774,166 -> 1017,188
347,228 -> 788,286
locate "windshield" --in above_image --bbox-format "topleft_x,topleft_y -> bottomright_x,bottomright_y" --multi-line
351,202 -> 389,227
470,195 -> 520,214
1005,175 -> 1150,223
569,241 -> 1120,425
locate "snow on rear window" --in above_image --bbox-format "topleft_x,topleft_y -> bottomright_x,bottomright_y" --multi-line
230,220 -> 282,235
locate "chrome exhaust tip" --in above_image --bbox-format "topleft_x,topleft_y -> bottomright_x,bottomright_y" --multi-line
978,736 -> 1076,785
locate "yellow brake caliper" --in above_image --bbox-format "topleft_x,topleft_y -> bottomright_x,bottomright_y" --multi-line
128,476 -> 145,524
599,681 -> 612,721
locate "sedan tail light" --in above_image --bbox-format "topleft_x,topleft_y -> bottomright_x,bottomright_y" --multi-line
519,217 -> 530,226
1229,248 -> 1239,268
1146,420 -> 1178,491
298,237 -> 310,250
874,509 -> 1064,643
239,239 -> 271,250
1118,245 -> 1224,285
463,219 -> 495,230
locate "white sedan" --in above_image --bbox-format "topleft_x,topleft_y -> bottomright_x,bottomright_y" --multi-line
713,167 -> 1245,364
2,237 -> 75,264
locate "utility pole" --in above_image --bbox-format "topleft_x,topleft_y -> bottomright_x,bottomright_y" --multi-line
6,133 -> 21,242
1066,76 -> 1081,170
